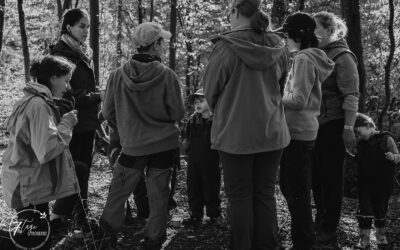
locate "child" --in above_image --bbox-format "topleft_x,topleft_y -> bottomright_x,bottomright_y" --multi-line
183,88 -> 221,226
353,113 -> 400,249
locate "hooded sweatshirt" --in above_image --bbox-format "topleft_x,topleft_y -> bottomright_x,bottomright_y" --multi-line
203,26 -> 290,154
102,56 -> 184,156
1,82 -> 79,208
283,48 -> 335,141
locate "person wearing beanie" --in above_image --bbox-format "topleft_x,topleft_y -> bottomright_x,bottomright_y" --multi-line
98,22 -> 184,249
276,12 -> 334,250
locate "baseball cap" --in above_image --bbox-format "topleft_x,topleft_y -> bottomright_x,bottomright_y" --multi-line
132,22 -> 172,49
188,89 -> 205,104
274,12 -> 316,34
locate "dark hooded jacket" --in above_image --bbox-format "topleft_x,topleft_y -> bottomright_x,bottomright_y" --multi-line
102,56 -> 184,156
203,26 -> 290,154
50,40 -> 100,132
318,39 -> 359,125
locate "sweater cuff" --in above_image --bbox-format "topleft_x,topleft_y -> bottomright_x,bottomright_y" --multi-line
342,94 -> 359,112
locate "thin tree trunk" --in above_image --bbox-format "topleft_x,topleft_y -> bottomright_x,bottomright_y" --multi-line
271,0 -> 287,28
63,0 -> 72,12
298,0 -> 305,10
56,0 -> 62,20
138,0 -> 143,24
17,0 -> 30,83
75,0 -> 79,8
0,0 -> 5,55
89,0 -> 99,85
378,0 -> 395,129
169,0 -> 177,71
116,0 -> 122,67
150,0 -> 154,22
340,0 -> 366,112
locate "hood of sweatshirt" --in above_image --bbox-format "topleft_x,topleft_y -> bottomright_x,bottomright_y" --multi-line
322,38 -> 349,51
297,48 -> 335,82
120,59 -> 171,92
5,82 -> 53,132
215,28 -> 286,70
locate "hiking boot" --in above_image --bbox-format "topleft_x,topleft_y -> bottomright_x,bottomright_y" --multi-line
354,229 -> 371,249
182,216 -> 202,226
375,227 -> 388,246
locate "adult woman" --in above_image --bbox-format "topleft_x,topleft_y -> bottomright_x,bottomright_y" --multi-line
50,8 -> 103,224
1,55 -> 79,248
203,0 -> 289,249
312,11 -> 359,246
277,12 -> 334,250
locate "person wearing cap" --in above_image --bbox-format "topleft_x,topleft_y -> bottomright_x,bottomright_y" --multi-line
312,11 -> 359,247
98,22 -> 184,249
276,12 -> 334,250
202,0 -> 289,249
182,88 -> 221,226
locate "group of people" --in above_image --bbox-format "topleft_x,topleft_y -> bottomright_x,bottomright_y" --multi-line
1,0 -> 399,250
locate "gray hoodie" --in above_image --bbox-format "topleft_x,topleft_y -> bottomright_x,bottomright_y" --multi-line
283,48 -> 335,140
103,59 -> 184,156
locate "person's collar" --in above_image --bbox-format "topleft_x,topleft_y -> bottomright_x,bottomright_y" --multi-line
231,22 -> 252,32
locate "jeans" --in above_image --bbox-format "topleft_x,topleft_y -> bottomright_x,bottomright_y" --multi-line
280,140 -> 315,250
312,119 -> 345,234
219,149 -> 283,250
101,149 -> 176,245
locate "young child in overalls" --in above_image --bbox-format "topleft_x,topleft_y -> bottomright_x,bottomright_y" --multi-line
353,113 -> 400,249
183,88 -> 221,226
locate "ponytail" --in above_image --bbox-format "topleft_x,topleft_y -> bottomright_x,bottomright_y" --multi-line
250,10 -> 270,34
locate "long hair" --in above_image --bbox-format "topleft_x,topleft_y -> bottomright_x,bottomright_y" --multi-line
59,8 -> 89,37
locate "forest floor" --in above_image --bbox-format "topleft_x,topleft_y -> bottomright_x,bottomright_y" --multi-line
0,81 -> 399,249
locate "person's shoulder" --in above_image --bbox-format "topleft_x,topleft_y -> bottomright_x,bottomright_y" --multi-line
25,96 -> 50,117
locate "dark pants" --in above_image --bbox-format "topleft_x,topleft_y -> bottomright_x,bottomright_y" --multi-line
69,130 -> 96,215
281,140 -> 315,250
187,157 -> 221,218
52,161 -> 90,216
357,165 -> 394,229
312,119 -> 345,234
219,149 -> 283,250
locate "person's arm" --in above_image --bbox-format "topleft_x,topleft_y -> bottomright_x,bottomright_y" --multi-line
336,53 -> 359,154
203,41 -> 236,110
166,75 -> 185,122
102,72 -> 116,122
282,55 -> 316,110
66,66 -> 101,108
384,136 -> 400,164
28,100 -> 77,164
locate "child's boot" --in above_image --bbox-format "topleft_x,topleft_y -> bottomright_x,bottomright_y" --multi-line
354,229 -> 371,249
375,227 -> 388,246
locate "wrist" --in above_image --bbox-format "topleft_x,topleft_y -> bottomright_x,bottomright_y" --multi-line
344,125 -> 354,130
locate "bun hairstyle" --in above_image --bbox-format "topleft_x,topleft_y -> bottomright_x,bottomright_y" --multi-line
235,0 -> 270,34
313,11 -> 348,41
30,55 -> 75,91
60,8 -> 89,36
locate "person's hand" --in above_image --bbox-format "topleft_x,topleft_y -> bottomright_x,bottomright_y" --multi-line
343,128 -> 356,156
99,90 -> 105,102
385,152 -> 400,164
62,110 -> 78,127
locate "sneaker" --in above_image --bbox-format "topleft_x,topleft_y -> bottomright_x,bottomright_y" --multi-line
375,227 -> 388,246
182,216 -> 202,226
208,216 -> 222,226
50,217 -> 71,235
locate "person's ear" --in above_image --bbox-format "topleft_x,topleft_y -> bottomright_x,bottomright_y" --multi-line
66,24 -> 71,33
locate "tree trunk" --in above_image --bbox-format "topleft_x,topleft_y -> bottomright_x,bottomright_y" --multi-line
138,0 -> 143,24
116,0 -> 122,67
298,0 -> 305,10
0,0 -> 5,55
63,0 -> 72,12
169,0 -> 177,71
56,0 -> 62,20
377,0 -> 395,129
271,0 -> 287,28
17,0 -> 30,83
149,0 -> 154,21
89,0 -> 99,85
340,0 -> 366,112
75,0 -> 79,8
